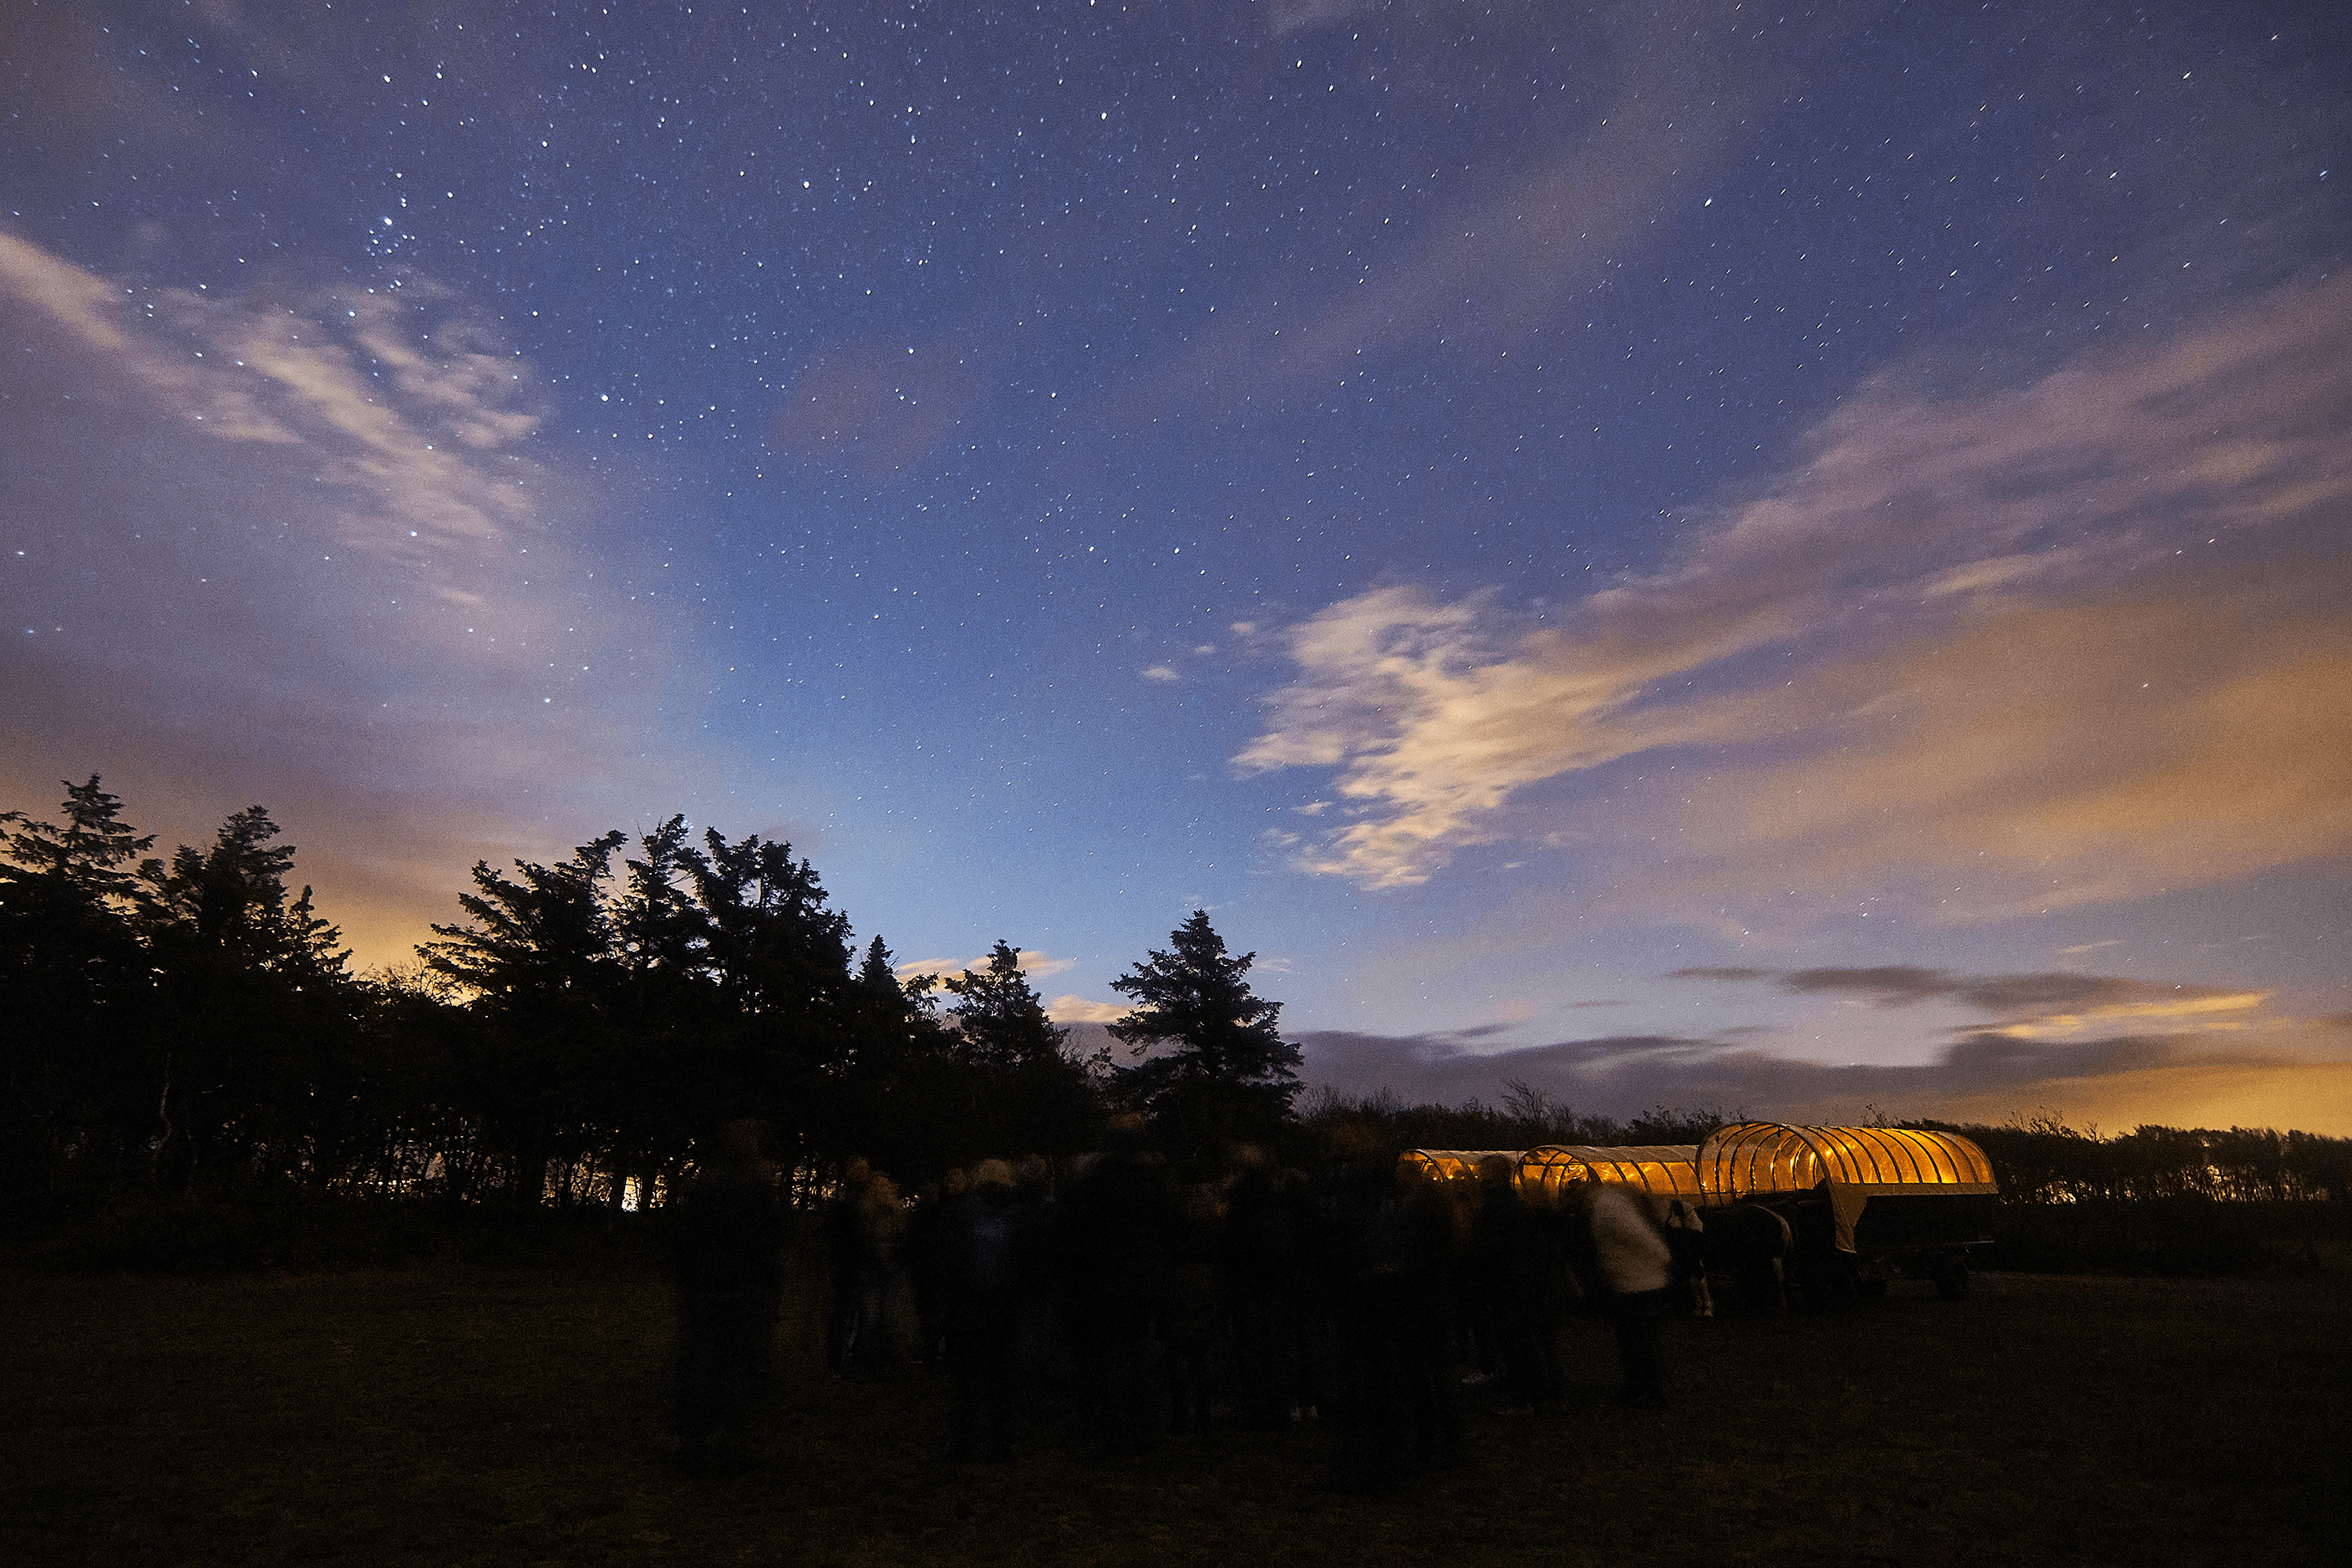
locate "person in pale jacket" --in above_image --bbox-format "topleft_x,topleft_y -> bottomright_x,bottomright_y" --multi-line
1582,1182 -> 1675,1409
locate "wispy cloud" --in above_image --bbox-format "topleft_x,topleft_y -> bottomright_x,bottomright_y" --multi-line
897,948 -> 1079,984
0,235 -> 547,597
1238,277 -> 2352,916
0,234 -> 689,967
1154,0 -> 1775,409
1674,965 -> 2274,1040
1047,995 -> 1128,1024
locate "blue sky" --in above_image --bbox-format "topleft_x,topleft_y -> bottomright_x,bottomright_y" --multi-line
4,0 -> 2348,1130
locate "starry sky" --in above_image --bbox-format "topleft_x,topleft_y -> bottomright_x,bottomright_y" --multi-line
5,0 -> 2349,1133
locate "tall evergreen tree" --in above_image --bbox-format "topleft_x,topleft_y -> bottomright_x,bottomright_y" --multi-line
420,821 -> 862,1200
421,832 -> 629,1007
836,936 -> 958,1179
614,816 -> 711,1009
944,940 -> 1069,1069
1108,911 -> 1299,1154
420,832 -> 630,1203
2,774 -> 156,899
141,806 -> 361,1190
847,935 -> 949,1071
938,939 -> 1101,1165
681,829 -> 852,1034
141,806 -> 300,958
676,827 -> 857,1168
597,816 -> 716,1204
86,804 -> 362,1192
1,778 -> 160,1200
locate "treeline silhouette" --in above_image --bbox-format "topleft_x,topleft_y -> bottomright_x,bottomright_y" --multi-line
4,777 -> 2345,1275
6,781 -> 1105,1233
2,779 -> 1300,1263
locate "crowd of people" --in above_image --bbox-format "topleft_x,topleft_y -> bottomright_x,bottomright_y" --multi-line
668,1121 -> 1706,1484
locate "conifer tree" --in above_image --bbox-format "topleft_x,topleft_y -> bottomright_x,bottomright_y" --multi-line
137,805 -> 358,1191
943,940 -> 1069,1069
1108,910 -> 1299,1154
420,832 -> 630,1202
2,774 -> 156,901
1,778 -> 159,1191
937,938 -> 1100,1164
848,935 -> 949,1067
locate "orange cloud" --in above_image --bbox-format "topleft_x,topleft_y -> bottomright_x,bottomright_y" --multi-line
1297,1024 -> 2352,1136
1047,995 -> 1130,1025
1669,586 -> 2352,917
897,949 -> 1078,983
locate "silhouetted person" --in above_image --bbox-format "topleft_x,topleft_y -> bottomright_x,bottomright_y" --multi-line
1785,1185 -> 1852,1307
908,1170 -> 966,1371
824,1156 -> 872,1373
1320,1128 -> 1460,1490
1701,1201 -> 1790,1316
1163,1170 -> 1227,1439
1442,1170 -> 1498,1387
1664,1198 -> 1714,1317
1583,1181 -> 1674,1408
668,1119 -> 788,1473
1058,1119 -> 1177,1459
1011,1155 -> 1064,1393
1223,1145 -> 1313,1431
943,1160 -> 1039,1460
1467,1154 -> 1571,1413
846,1169 -> 908,1376
1393,1160 -> 1466,1466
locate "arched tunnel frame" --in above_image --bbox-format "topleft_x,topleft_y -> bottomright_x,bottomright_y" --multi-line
1516,1145 -> 1706,1206
1694,1123 -> 1997,1252
1399,1124 -> 1996,1252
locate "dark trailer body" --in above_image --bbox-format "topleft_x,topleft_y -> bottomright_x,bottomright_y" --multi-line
1689,1123 -> 1998,1304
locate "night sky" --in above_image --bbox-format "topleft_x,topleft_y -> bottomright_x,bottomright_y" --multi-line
5,1 -> 2348,1131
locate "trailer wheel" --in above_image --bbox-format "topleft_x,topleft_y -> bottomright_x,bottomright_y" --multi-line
1933,1257 -> 1971,1301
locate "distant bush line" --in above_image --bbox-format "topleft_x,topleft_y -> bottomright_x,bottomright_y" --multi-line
1303,1084 -> 2352,1205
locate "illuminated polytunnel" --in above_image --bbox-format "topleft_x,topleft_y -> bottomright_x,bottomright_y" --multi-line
1394,1149 -> 1522,1185
1516,1145 -> 1707,1205
1401,1124 -> 1997,1251
1694,1123 -> 1997,1252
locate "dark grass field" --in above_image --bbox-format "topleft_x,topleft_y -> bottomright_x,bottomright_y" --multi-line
5,1266 -> 2344,1568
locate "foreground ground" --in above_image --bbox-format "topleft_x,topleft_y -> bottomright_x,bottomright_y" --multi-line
4,1266 -> 2344,1567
